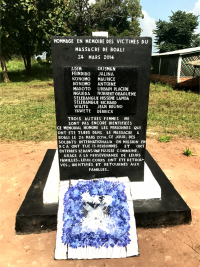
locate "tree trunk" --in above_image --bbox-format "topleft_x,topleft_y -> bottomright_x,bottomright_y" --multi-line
26,55 -> 32,76
22,54 -> 32,76
1,55 -> 10,83
22,54 -> 27,71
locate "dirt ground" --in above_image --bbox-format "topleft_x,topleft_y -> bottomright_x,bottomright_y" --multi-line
0,138 -> 199,267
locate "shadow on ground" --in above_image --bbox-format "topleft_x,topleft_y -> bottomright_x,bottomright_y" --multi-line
1,61 -> 53,83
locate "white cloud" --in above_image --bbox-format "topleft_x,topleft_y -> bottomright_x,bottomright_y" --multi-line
190,0 -> 200,15
189,0 -> 200,34
139,10 -> 157,52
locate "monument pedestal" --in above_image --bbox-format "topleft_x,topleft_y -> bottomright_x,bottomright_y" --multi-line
43,149 -> 162,204
15,149 -> 191,235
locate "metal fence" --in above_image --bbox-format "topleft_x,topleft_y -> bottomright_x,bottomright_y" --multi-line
180,53 -> 200,77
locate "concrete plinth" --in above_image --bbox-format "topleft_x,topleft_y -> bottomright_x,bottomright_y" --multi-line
15,149 -> 191,234
43,149 -> 161,204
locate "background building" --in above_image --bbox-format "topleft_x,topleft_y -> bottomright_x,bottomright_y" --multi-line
151,47 -> 200,87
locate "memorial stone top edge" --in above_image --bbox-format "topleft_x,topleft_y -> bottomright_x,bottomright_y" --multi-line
51,36 -> 152,40
51,36 -> 152,48
51,36 -> 152,67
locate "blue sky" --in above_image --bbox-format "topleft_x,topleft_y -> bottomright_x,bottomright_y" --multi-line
139,0 -> 200,52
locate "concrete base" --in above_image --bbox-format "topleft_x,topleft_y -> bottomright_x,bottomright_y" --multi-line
15,149 -> 191,235
131,164 -> 161,200
43,150 -> 161,204
43,150 -> 60,204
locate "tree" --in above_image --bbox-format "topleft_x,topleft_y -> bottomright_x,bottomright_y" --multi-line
97,0 -> 143,36
68,0 -> 143,36
153,11 -> 200,53
1,0 -> 143,80
1,0 -> 72,76
0,24 -> 16,83
0,0 -> 19,82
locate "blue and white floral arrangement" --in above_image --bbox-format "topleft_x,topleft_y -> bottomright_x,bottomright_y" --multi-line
62,179 -> 131,249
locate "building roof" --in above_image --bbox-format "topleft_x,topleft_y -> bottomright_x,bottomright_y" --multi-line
152,47 -> 200,57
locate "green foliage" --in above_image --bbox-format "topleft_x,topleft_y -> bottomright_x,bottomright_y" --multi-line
68,0 -> 143,36
158,135 -> 171,142
183,147 -> 197,157
1,0 -> 72,75
153,11 -> 200,53
1,0 -> 143,80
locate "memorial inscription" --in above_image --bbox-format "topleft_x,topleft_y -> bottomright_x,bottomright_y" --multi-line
51,37 -> 152,181
65,66 -> 138,115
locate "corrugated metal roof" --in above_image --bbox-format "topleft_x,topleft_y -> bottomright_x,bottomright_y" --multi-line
152,47 -> 200,56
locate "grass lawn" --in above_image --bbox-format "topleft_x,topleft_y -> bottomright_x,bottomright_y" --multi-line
0,59 -> 199,141
147,82 -> 199,139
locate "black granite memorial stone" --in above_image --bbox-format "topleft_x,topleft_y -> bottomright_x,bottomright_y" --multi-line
51,37 -> 152,181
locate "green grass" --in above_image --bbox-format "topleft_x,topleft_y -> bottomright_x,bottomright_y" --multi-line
0,59 -> 56,141
0,60 -> 199,141
147,82 -> 199,140
1,57 -> 53,83
0,82 -> 56,141
183,147 -> 197,157
158,135 -> 172,142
